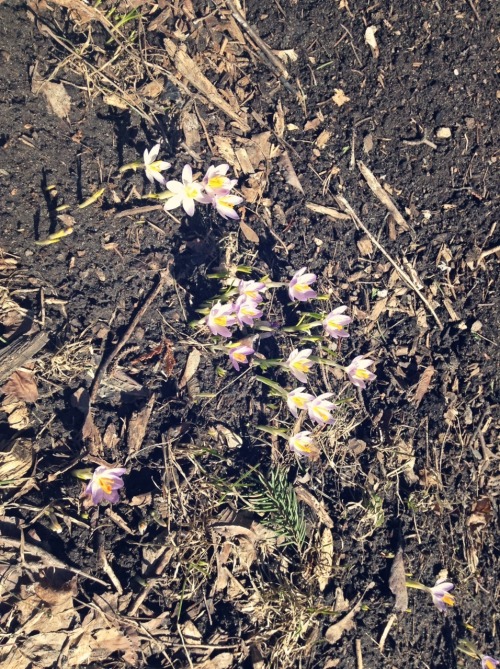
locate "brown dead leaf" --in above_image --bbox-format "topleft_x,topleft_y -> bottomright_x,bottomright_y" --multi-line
332,88 -> 350,107
241,171 -> 267,203
32,65 -> 71,119
295,486 -> 334,528
179,349 -> 201,389
389,547 -> 408,612
235,147 -> 254,175
2,370 -> 39,402
412,365 -> 435,406
0,436 -> 33,480
279,151 -> 304,193
127,393 -> 156,455
240,221 -> 260,244
316,527 -> 334,592
304,117 -> 322,132
213,136 -> 238,168
370,297 -> 388,322
1,395 -> 30,430
325,582 -> 374,643
196,652 -> 234,669
140,78 -> 164,99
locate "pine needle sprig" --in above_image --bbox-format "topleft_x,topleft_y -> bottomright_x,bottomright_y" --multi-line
245,468 -> 307,552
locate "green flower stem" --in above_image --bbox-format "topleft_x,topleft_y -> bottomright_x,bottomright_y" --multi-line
119,160 -> 143,173
405,580 -> 430,592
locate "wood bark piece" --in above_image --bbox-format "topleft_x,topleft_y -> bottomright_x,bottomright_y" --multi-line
0,332 -> 49,384
163,39 -> 250,132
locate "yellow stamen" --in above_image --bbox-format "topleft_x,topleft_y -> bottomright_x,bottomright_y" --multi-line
327,319 -> 342,330
213,316 -> 228,327
292,396 -> 307,408
233,352 -> 246,362
313,406 -> 330,422
484,660 -> 496,669
218,197 -> 234,210
355,369 -> 370,380
209,175 -> 226,189
442,593 -> 455,606
295,283 -> 310,292
292,361 -> 310,374
98,477 -> 114,495
185,184 -> 199,199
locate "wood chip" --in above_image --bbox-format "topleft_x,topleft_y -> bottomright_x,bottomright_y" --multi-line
332,88 -> 350,107
306,202 -> 350,221
357,236 -> 373,256
127,393 -> 156,455
365,26 -> 379,59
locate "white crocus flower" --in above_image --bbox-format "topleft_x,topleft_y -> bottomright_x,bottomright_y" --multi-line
163,165 -> 207,216
143,144 -> 171,185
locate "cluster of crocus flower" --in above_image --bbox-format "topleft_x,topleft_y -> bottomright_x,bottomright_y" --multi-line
205,280 -> 267,370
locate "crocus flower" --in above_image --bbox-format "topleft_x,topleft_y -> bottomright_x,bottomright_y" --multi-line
203,164 -> 237,196
163,164 -> 206,216
429,578 -> 455,612
482,656 -> 500,669
323,306 -> 352,339
235,295 -> 263,327
289,431 -> 319,459
285,348 -> 314,383
207,301 -> 237,337
211,193 -> 244,220
228,343 -> 254,371
307,392 -> 336,426
85,466 -> 126,505
345,355 -> 376,389
288,267 -> 317,302
286,387 -> 315,418
238,279 -> 267,303
143,144 -> 171,185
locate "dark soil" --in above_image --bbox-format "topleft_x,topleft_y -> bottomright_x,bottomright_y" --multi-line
0,0 -> 499,668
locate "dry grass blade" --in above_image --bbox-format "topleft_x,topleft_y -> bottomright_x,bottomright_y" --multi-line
335,194 -> 443,329
357,161 -> 410,231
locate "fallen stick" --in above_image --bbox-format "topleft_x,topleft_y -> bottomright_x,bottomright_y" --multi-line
357,161 -> 410,232
335,194 -> 443,330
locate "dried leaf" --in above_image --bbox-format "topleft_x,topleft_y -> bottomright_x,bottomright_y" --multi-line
2,370 -> 38,402
365,25 -> 379,59
315,130 -> 331,149
179,349 -> 201,389
389,547 -> 408,612
139,78 -> 164,99
412,365 -> 435,406
273,49 -> 298,63
196,652 -> 234,669
325,583 -> 374,643
316,527 -> 334,592
332,88 -> 350,107
1,395 -> 30,430
0,436 -> 33,480
127,394 -> 156,455
181,110 -> 201,149
279,151 -> 304,193
240,222 -> 260,244
295,486 -> 334,528
357,236 -> 373,256
32,72 -> 71,119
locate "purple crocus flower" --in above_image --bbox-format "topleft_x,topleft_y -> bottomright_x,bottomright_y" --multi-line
85,466 -> 126,505
429,578 -> 455,612
307,392 -> 336,426
323,306 -> 352,338
207,301 -> 237,337
235,295 -> 263,327
482,656 -> 500,669
286,387 -> 314,418
238,279 -> 267,303
228,343 -> 254,371
289,431 -> 319,460
288,267 -> 317,302
345,355 -> 376,389
202,164 -> 237,197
